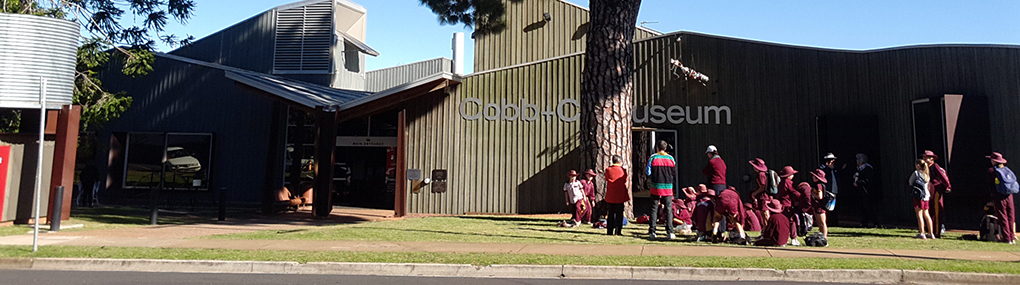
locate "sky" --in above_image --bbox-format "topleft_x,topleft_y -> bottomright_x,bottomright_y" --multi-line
151,0 -> 1020,74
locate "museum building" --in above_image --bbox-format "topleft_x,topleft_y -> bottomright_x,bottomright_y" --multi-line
94,0 -> 1020,227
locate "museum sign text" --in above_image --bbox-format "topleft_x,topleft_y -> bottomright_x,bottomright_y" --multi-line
459,97 -> 731,125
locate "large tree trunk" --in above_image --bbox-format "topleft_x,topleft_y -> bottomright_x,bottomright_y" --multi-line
581,0 -> 641,219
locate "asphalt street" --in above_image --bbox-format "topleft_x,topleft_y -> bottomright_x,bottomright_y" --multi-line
0,270 -> 860,285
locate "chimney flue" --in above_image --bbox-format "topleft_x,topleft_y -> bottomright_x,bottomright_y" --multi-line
452,32 -> 464,75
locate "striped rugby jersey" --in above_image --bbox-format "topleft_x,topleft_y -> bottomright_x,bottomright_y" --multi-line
646,152 -> 676,196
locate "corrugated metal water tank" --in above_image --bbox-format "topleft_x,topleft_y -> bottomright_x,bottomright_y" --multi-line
0,13 -> 78,109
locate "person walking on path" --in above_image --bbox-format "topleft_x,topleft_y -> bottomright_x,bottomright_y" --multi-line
909,159 -> 935,239
819,153 -> 840,225
809,170 -> 830,237
563,170 -> 590,227
703,145 -> 727,192
646,140 -> 677,240
986,152 -> 1016,244
604,155 -> 630,236
755,199 -> 790,246
777,166 -> 802,245
922,150 -> 951,238
854,153 -> 882,228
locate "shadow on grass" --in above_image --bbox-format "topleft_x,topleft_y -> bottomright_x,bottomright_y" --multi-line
70,206 -> 373,228
351,226 -> 584,243
457,216 -> 559,223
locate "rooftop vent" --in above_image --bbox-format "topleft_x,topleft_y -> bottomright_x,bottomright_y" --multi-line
274,1 -> 333,73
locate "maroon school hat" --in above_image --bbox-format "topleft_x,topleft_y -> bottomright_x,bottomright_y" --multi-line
811,169 -> 828,184
584,169 -> 597,177
567,170 -> 578,177
922,150 -> 939,160
766,199 -> 783,213
748,158 -> 767,172
778,166 -> 798,178
987,152 -> 1008,164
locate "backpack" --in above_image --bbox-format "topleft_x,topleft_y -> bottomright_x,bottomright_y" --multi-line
796,212 -> 814,237
993,166 -> 1020,195
979,215 -> 1002,242
766,170 -> 780,195
805,232 -> 828,247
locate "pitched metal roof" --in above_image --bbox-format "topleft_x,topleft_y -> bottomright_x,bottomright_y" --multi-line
224,69 -> 371,109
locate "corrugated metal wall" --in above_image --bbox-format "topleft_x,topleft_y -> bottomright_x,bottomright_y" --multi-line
631,32 -> 1020,225
366,58 -> 453,92
405,55 -> 585,214
472,0 -> 658,73
0,13 -> 78,109
170,11 -> 278,74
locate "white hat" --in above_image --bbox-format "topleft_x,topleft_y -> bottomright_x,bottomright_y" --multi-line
706,145 -> 718,153
823,153 -> 837,160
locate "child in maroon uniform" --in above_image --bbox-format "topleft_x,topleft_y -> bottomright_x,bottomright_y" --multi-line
710,186 -> 747,243
777,166 -> 801,245
563,170 -> 590,227
743,202 -> 762,231
987,152 -> 1016,244
810,169 -> 830,237
755,199 -> 790,246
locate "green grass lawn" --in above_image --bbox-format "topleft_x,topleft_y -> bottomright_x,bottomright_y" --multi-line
206,215 -> 1020,252
1,245 -> 1018,274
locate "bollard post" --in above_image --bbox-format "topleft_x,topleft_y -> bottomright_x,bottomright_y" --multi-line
50,186 -> 64,231
218,187 -> 227,221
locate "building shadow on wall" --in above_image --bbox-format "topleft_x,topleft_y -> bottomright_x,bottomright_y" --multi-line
517,147 -> 582,214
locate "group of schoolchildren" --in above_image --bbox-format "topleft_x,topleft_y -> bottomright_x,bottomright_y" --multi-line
562,141 -> 1019,246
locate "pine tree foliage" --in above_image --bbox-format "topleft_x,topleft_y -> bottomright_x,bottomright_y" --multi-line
417,0 -> 521,37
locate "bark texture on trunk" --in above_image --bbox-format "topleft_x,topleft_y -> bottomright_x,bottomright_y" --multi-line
581,0 -> 641,219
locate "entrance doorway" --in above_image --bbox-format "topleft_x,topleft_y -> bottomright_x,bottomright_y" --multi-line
816,115 -> 881,227
911,95 -> 991,229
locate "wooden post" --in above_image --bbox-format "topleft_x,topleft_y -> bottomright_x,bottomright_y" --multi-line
313,106 -> 338,217
262,102 -> 287,213
47,105 -> 80,221
394,109 -> 407,217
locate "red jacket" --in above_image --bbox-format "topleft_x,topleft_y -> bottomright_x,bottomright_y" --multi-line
604,165 -> 630,203
703,156 -> 727,185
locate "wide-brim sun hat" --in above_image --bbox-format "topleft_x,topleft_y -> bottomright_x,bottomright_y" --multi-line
766,199 -> 783,213
567,170 -> 578,177
778,166 -> 798,178
811,169 -> 828,184
823,153 -> 837,160
987,152 -> 1008,164
584,169 -> 597,177
922,150 -> 939,160
748,158 -> 767,172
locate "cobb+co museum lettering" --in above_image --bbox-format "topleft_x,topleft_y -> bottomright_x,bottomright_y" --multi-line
458,97 -> 731,125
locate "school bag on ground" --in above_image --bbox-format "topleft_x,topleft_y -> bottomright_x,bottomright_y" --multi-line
805,232 -> 828,247
766,170 -> 780,195
979,215 -> 1002,242
993,166 -> 1020,195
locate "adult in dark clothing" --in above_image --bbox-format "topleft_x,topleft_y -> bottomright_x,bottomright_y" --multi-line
755,199 -> 790,246
646,140 -> 677,240
703,145 -> 727,192
818,153 -> 839,225
922,150 -> 951,238
604,155 -> 630,236
853,153 -> 882,228
987,152 -> 1016,244
777,166 -> 801,245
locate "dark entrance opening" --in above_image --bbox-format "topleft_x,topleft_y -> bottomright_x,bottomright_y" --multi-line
816,115 -> 881,227
912,95 -> 991,229
333,111 -> 399,210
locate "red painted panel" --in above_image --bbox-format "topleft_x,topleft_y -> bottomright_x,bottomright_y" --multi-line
0,145 -> 10,217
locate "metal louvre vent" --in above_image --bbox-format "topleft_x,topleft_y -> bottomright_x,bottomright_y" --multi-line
274,1 -> 333,73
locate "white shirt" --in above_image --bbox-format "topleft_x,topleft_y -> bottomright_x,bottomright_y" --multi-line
563,181 -> 584,204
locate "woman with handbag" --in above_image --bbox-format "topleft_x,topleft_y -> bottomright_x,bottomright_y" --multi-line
909,159 -> 935,239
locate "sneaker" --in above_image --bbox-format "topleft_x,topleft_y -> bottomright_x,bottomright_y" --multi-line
790,239 -> 801,246
940,224 -> 946,236
695,235 -> 707,242
648,233 -> 657,240
668,233 -> 676,240
915,234 -> 927,239
927,233 -> 937,239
